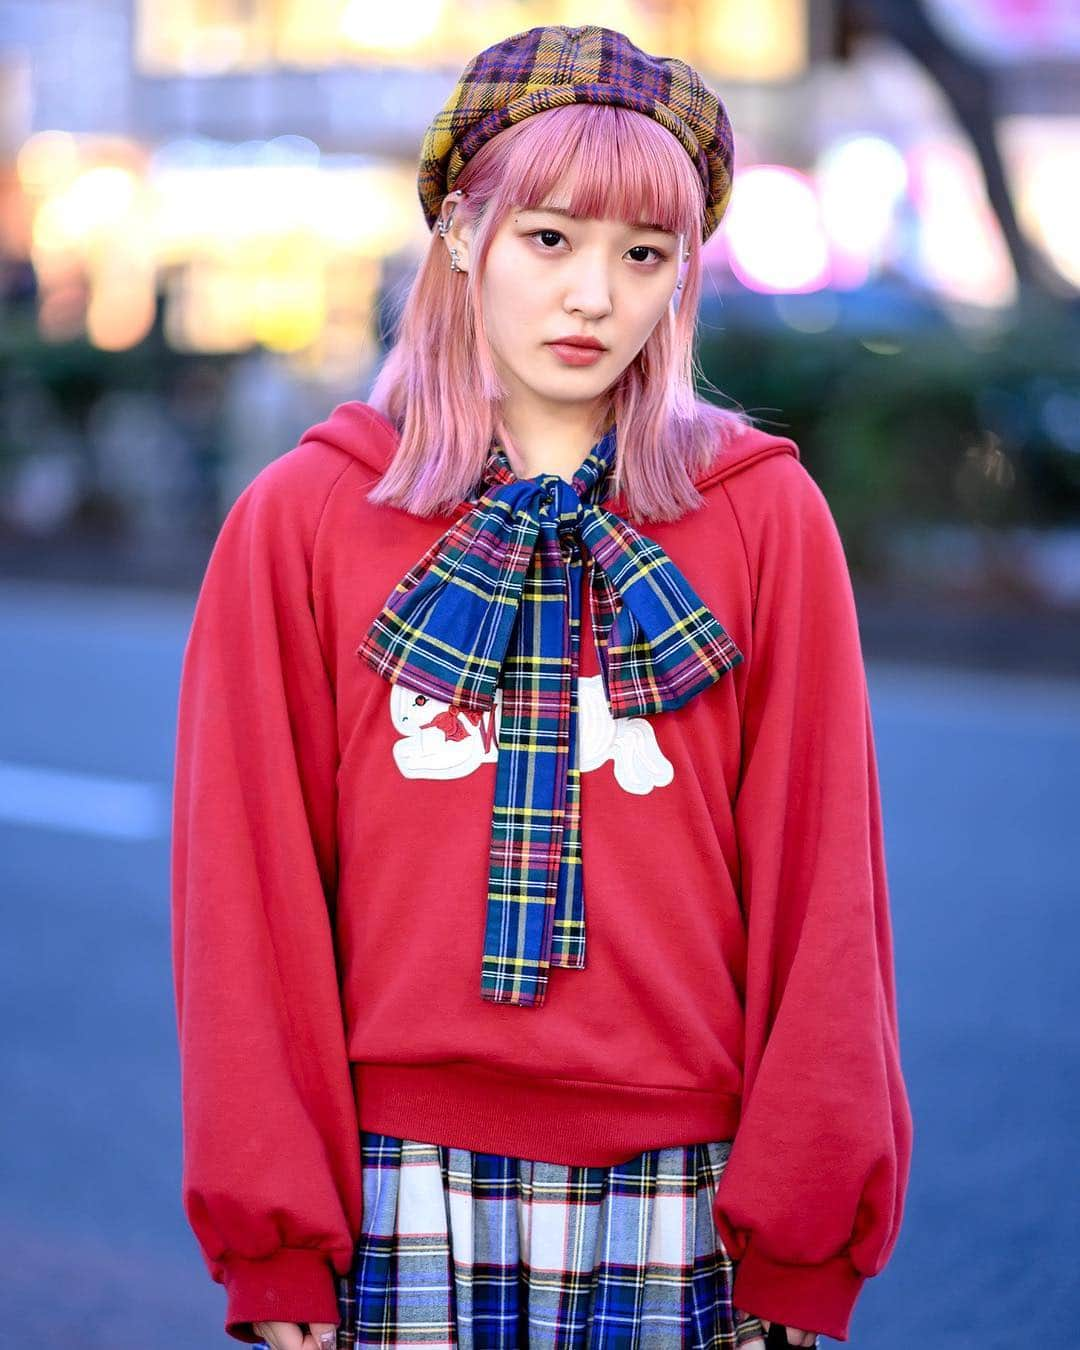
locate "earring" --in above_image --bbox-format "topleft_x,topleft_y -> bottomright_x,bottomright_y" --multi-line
450,247 -> 462,272
437,190 -> 462,238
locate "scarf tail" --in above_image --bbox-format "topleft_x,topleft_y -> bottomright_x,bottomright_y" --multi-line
480,535 -> 581,1008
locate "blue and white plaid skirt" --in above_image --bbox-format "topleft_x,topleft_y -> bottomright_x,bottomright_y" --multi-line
320,1130 -> 770,1349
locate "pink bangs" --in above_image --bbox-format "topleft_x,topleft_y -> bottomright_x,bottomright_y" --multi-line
497,99 -> 703,244
366,102 -> 754,522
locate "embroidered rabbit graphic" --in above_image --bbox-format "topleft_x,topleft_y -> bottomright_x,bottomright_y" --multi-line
389,674 -> 673,794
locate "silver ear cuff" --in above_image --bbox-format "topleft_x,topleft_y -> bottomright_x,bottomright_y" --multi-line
436,191 -> 461,237
437,191 -> 461,275
439,192 -> 465,271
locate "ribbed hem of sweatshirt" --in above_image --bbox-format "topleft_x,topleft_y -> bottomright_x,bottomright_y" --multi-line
223,1247 -> 340,1344
351,1060 -> 743,1167
730,1244 -> 865,1342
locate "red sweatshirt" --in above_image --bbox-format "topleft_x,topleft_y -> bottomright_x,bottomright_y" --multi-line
170,400 -> 913,1344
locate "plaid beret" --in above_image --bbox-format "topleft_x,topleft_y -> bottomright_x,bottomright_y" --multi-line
417,24 -> 735,244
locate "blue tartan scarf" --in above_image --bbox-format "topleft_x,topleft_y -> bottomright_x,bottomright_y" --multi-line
356,425 -> 744,1008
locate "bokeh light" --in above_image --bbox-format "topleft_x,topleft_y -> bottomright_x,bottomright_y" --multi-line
725,164 -> 831,294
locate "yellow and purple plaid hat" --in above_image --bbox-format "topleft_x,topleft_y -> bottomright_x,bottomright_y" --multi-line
417,23 -> 735,244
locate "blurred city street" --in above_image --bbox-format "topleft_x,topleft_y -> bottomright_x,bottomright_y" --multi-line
1,575 -> 1077,1348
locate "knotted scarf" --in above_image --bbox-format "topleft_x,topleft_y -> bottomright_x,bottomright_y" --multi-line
356,425 -> 743,1008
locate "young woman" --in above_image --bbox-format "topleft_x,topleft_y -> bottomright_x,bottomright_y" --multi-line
171,24 -> 913,1350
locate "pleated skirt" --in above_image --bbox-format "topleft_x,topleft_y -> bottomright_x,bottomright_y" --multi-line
324,1130 -> 770,1349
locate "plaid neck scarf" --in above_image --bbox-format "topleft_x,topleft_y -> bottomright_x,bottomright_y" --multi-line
357,425 -> 743,1008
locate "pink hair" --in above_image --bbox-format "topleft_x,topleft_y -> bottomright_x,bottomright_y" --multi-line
365,101 -> 755,522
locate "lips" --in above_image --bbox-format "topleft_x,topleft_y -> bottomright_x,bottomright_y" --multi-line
547,340 -> 606,366
547,337 -> 606,350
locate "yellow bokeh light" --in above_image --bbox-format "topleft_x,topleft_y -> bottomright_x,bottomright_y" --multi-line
17,130 -> 81,195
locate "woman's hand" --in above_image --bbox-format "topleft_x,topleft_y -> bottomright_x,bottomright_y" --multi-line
735,1307 -> 818,1346
252,1321 -> 337,1350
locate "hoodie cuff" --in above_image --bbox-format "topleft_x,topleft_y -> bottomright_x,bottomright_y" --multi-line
731,1245 -> 865,1343
222,1248 -> 341,1343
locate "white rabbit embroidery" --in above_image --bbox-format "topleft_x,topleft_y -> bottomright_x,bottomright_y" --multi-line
389,673 -> 674,794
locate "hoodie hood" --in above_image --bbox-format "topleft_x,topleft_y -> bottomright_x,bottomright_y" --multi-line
298,400 -> 798,509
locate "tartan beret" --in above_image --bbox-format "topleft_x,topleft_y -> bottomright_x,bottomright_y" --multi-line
417,24 -> 735,244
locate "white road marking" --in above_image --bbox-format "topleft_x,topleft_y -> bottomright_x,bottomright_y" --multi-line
0,761 -> 168,839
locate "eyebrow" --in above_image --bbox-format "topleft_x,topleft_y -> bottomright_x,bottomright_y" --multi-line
517,205 -> 676,235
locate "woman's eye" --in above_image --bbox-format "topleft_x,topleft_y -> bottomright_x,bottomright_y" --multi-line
527,231 -> 666,265
627,245 -> 666,264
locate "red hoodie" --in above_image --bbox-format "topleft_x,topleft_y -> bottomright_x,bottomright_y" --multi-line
171,401 -> 913,1344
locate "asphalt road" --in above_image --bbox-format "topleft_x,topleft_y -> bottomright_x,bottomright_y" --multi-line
1,577 -> 1077,1349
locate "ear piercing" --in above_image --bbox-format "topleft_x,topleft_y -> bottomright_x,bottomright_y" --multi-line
439,191 -> 466,271
437,189 -> 463,237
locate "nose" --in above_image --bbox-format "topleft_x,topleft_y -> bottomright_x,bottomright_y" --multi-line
562,255 -> 614,318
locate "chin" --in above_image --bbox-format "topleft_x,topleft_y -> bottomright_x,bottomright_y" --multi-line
531,382 -> 607,406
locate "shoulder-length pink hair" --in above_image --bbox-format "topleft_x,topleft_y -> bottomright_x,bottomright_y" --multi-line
365,101 -> 755,522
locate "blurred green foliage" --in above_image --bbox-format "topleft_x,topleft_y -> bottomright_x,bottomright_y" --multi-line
698,295 -> 1080,576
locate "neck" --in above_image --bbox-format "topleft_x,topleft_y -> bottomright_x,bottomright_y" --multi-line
496,406 -> 613,483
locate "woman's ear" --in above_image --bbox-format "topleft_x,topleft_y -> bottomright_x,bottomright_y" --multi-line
438,190 -> 471,272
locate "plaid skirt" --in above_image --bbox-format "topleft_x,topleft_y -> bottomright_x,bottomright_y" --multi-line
315,1130 -> 771,1349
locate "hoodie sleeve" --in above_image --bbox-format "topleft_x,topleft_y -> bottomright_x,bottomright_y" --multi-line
713,453 -> 914,1343
170,445 -> 363,1343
